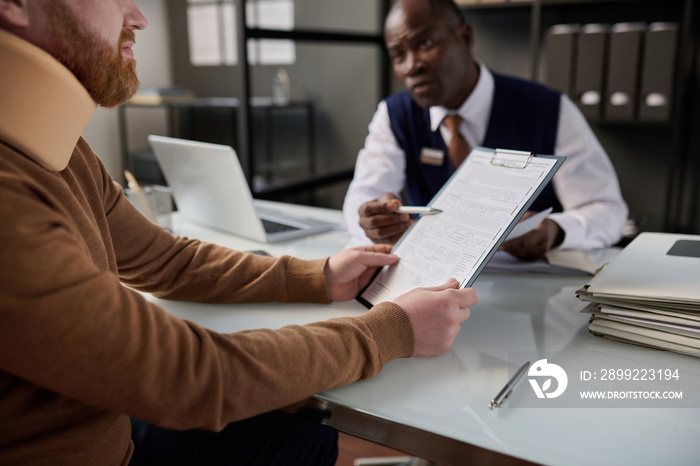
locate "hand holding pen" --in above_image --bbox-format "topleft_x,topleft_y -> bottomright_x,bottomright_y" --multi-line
357,193 -> 414,244
357,192 -> 442,245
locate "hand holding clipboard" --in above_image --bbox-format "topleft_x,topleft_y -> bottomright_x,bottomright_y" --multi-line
358,147 -> 565,308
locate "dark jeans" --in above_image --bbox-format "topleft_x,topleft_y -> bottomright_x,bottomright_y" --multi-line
129,410 -> 338,466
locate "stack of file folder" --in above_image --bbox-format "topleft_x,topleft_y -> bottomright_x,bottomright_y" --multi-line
576,232 -> 700,358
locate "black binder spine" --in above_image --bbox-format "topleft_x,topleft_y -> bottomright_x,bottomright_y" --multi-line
604,22 -> 646,121
638,22 -> 679,122
544,24 -> 581,99
574,24 -> 610,121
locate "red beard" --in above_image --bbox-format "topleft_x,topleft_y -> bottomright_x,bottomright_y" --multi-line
43,0 -> 140,108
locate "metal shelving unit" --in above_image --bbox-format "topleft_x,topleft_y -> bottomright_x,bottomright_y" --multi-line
233,0 -> 392,200
460,0 -> 699,233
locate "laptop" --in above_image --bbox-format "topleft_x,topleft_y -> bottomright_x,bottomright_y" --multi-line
148,135 -> 336,243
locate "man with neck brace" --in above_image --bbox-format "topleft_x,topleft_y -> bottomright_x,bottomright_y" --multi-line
0,1 -> 478,464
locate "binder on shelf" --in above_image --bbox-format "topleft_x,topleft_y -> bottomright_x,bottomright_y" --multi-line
544,24 -> 580,98
574,24 -> 610,120
638,22 -> 679,122
604,22 -> 646,121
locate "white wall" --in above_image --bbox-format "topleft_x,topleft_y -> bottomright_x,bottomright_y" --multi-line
81,0 -> 172,184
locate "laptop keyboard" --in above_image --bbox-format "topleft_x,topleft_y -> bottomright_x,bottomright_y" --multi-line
261,218 -> 301,233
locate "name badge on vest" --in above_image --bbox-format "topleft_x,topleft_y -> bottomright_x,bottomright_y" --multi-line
419,147 -> 444,166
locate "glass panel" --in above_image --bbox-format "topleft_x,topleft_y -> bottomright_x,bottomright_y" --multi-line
187,4 -> 223,66
187,0 -> 297,66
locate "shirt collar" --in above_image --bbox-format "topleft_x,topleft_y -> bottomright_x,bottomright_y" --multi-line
0,29 -> 97,171
429,61 -> 494,141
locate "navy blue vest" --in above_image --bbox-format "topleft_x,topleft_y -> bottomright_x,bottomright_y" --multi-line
386,72 -> 563,212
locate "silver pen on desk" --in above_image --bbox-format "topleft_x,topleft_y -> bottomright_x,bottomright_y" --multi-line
490,361 -> 531,410
396,206 -> 443,215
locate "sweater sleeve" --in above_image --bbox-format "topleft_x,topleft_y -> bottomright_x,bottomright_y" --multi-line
0,156 -> 415,432
103,176 -> 330,304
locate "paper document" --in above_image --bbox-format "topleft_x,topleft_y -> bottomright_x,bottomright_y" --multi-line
545,248 -> 621,275
506,207 -> 553,240
358,147 -> 564,307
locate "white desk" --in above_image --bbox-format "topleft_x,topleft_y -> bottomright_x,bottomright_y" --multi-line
150,201 -> 700,466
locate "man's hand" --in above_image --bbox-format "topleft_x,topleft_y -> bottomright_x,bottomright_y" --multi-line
393,278 -> 477,357
358,193 -> 413,244
324,245 -> 398,302
500,217 -> 565,261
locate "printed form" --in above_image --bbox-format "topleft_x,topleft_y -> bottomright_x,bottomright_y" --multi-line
359,148 -> 563,307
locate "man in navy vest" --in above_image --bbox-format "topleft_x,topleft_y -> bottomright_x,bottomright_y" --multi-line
343,0 -> 628,261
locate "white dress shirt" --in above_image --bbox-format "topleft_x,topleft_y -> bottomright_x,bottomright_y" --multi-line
343,63 -> 629,249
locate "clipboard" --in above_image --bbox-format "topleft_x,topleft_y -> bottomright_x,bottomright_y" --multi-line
357,147 -> 565,308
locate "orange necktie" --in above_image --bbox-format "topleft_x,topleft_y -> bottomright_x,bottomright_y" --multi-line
443,114 -> 470,169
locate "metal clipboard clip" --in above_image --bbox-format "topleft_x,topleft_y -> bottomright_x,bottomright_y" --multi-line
490,149 -> 534,169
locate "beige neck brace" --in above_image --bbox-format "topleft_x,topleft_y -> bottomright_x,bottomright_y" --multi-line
0,29 -> 97,171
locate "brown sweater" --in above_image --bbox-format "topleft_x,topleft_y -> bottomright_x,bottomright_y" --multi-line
0,31 -> 414,464
0,136 -> 415,464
